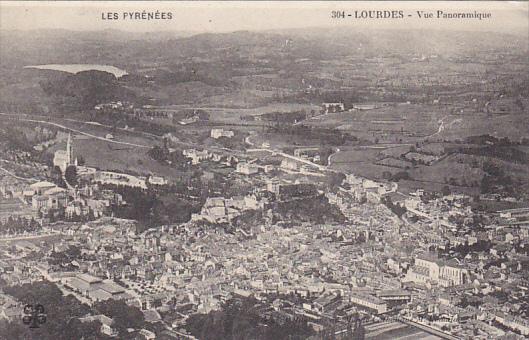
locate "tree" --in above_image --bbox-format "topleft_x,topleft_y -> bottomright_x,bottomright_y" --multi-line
382,171 -> 392,180
441,185 -> 451,196
64,165 -> 78,186
50,165 -> 62,181
197,110 -> 210,121
94,300 -> 146,336
391,171 -> 410,182
147,145 -> 166,162
76,155 -> 85,166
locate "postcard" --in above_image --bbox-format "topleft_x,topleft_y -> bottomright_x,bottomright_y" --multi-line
0,1 -> 528,339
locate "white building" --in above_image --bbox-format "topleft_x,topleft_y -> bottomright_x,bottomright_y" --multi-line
148,176 -> 167,186
211,128 -> 234,139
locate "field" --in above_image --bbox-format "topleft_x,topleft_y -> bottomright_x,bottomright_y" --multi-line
48,136 -> 192,181
159,102 -> 320,124
329,147 -> 401,178
303,103 -> 447,144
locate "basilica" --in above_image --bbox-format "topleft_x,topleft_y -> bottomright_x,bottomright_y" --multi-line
53,133 -> 77,172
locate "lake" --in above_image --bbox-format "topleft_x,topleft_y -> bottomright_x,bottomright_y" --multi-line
24,64 -> 128,78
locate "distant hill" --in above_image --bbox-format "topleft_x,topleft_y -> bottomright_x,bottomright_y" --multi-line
2,27 -> 526,68
0,27 -> 527,113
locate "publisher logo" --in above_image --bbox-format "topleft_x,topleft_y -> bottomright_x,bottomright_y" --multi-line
22,304 -> 46,328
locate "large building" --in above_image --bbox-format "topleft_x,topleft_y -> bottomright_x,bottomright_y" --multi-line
349,292 -> 388,314
53,133 -> 77,173
405,253 -> 468,287
66,273 -> 130,303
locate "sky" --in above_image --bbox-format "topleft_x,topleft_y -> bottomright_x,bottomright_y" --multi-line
0,1 -> 528,35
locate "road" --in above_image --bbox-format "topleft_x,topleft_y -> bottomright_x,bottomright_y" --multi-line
0,230 -> 62,242
424,115 -> 462,140
0,165 -> 32,181
0,112 -> 151,149
63,118 -> 160,138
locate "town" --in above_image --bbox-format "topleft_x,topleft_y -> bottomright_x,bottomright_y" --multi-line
1,107 -> 528,339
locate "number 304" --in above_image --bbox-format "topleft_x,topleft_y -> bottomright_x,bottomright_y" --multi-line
332,11 -> 345,18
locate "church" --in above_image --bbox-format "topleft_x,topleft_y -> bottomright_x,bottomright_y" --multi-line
53,133 -> 77,173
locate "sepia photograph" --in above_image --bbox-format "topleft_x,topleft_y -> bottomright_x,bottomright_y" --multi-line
0,1 -> 528,339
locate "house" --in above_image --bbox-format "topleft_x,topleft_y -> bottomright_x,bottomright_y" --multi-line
280,159 -> 299,171
148,176 -> 167,186
29,181 -> 57,195
138,329 -> 156,340
31,187 -> 68,211
236,162 -> 259,175
183,149 -> 211,165
211,129 -> 234,139
294,148 -> 320,159
313,294 -> 341,314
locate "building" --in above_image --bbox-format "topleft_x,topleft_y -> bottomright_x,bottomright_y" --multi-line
269,183 -> 319,201
280,159 -> 299,171
94,171 -> 147,189
352,103 -> 378,110
211,129 -> 234,139
405,253 -> 468,287
493,312 -> 529,336
294,147 -> 320,158
29,181 -> 57,195
183,149 -> 211,165
349,293 -> 388,314
193,197 -> 229,224
79,315 -> 119,337
236,162 -> 259,175
31,187 -> 68,211
376,290 -> 412,307
148,176 -> 167,186
66,273 -> 130,302
53,133 -> 77,173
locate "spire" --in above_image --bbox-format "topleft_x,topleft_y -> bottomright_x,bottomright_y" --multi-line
66,133 -> 72,165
